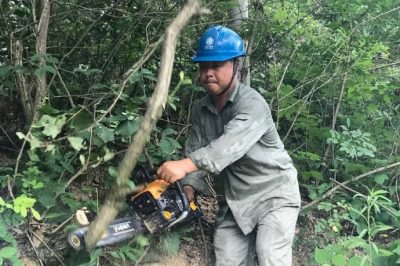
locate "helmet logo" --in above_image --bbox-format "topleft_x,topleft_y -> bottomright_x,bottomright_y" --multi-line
204,37 -> 214,50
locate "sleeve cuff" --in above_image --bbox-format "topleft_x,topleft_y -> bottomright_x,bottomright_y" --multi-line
189,148 -> 221,175
181,170 -> 210,195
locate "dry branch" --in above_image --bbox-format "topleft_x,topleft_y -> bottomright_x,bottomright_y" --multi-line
84,0 -> 209,249
302,161 -> 400,210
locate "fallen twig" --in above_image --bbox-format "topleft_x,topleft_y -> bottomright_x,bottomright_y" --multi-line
29,229 -> 66,266
26,232 -> 45,266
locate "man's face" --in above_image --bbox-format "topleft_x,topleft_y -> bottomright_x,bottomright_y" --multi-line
198,60 -> 235,96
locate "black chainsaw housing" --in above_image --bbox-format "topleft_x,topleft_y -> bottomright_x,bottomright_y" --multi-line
128,166 -> 202,233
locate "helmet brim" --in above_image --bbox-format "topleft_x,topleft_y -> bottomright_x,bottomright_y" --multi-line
192,54 -> 245,62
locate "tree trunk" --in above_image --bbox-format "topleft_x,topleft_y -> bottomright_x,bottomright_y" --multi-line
11,37 -> 35,124
33,0 -> 51,120
229,0 -> 249,85
12,0 -> 51,124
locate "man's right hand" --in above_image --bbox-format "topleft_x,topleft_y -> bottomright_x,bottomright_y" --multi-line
183,185 -> 195,202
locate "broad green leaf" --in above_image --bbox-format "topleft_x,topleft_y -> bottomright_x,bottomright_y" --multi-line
38,193 -> 56,208
332,254 -> 346,266
159,136 -> 181,156
0,246 -> 17,259
392,244 -> 400,255
70,110 -> 93,131
115,120 -> 139,137
315,248 -> 331,264
68,136 -> 84,151
37,115 -> 67,139
348,256 -> 363,266
374,174 -> 388,185
29,135 -> 42,150
17,133 -> 42,150
94,125 -> 114,143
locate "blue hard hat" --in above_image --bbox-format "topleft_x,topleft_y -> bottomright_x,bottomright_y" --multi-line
192,26 -> 246,62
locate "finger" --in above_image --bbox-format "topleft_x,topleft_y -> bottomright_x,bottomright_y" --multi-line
156,166 -> 163,176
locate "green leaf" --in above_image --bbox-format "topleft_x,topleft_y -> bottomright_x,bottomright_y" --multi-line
159,136 -> 181,157
374,174 -> 388,185
68,136 -> 84,151
0,197 -> 5,206
38,193 -> 56,208
0,66 -> 13,77
34,65 -> 55,77
36,115 -> 67,139
332,254 -> 346,266
70,110 -> 93,131
315,248 -> 331,264
30,208 -> 41,220
116,120 -> 139,137
108,166 -> 118,178
79,154 -> 86,166
16,133 -> 42,150
0,246 -> 17,259
94,125 -> 114,143
125,251 -> 137,261
110,251 -> 120,258
135,235 -> 149,247
392,244 -> 400,255
103,147 -> 114,161
348,256 -> 363,266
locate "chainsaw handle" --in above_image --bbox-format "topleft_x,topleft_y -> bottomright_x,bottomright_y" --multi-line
168,180 -> 189,228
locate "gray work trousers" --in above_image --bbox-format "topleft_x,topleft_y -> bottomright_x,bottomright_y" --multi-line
214,206 -> 299,266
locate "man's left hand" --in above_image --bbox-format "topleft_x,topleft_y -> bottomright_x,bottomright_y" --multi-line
157,158 -> 198,183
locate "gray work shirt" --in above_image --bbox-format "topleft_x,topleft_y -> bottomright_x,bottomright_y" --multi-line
181,82 -> 301,235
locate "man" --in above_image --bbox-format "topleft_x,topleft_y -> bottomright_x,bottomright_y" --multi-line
157,25 -> 301,266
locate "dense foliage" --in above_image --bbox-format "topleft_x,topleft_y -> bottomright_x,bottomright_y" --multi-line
0,0 -> 399,265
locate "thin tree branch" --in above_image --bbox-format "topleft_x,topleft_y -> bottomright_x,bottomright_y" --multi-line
29,229 -> 66,266
56,66 -> 76,107
276,46 -> 298,128
302,161 -> 400,210
321,52 -> 351,170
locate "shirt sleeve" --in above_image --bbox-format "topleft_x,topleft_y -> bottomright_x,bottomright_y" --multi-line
180,105 -> 210,193
189,98 -> 271,175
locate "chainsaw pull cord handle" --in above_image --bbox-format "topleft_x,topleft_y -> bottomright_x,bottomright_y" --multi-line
168,180 -> 189,228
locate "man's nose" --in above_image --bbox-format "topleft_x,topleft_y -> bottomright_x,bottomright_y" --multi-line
205,67 -> 214,77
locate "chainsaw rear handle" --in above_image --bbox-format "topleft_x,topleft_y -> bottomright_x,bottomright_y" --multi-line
168,180 -> 189,228
135,165 -> 190,228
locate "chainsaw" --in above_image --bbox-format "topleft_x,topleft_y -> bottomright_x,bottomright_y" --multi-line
67,166 -> 202,250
